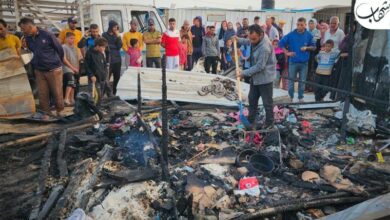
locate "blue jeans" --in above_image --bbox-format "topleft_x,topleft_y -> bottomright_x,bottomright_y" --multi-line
288,62 -> 308,99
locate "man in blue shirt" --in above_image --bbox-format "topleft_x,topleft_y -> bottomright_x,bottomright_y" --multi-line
19,17 -> 65,119
279,17 -> 315,102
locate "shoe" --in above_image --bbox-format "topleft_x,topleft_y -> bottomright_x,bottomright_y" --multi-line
289,98 -> 294,103
299,99 -> 304,103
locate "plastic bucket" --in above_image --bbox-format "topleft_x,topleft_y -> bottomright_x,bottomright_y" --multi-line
249,154 -> 274,174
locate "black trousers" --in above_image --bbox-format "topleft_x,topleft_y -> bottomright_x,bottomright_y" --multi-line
186,55 -> 193,71
109,62 -> 121,95
314,73 -> 330,101
192,47 -> 202,64
204,56 -> 219,74
248,82 -> 274,126
146,57 -> 162,68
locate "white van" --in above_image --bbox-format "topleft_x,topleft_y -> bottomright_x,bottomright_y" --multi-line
78,1 -> 167,71
80,1 -> 166,35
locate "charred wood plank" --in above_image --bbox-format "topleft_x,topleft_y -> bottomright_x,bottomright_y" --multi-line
77,145 -> 113,210
37,185 -> 64,220
238,196 -> 367,220
0,120 -> 97,150
57,129 -> 68,178
104,168 -> 158,184
47,158 -> 93,219
29,136 -> 56,220
22,148 -> 46,165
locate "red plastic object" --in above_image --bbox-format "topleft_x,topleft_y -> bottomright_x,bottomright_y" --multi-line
301,120 -> 312,134
239,177 -> 259,190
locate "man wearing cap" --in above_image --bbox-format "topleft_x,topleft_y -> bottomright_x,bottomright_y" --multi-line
122,19 -> 143,52
143,19 -> 162,68
58,17 -> 82,46
277,20 -> 285,38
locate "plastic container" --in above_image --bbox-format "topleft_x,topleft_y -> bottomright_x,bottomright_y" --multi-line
249,153 -> 275,174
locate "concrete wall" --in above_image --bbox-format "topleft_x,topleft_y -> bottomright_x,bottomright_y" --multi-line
313,7 -> 351,31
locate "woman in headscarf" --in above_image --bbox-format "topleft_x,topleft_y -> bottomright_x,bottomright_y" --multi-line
180,20 -> 194,71
308,18 -> 321,41
191,16 -> 205,64
218,21 -> 228,70
235,22 -> 242,32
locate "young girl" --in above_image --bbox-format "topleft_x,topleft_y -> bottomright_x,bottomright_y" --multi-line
273,39 -> 285,88
224,38 -> 235,68
179,35 -> 188,70
127,38 -> 142,67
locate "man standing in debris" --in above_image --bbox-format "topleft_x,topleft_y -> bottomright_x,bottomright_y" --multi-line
58,17 -> 82,46
202,26 -> 220,74
235,24 -> 276,128
0,19 -> 21,56
279,17 -> 315,102
143,19 -> 162,68
161,18 -> 180,70
19,17 -> 65,118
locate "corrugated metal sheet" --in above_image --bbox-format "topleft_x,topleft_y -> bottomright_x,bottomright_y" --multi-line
167,8 -> 313,34
117,67 -> 289,106
0,49 -> 36,118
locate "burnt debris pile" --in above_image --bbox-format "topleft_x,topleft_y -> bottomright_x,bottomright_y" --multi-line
0,99 -> 389,220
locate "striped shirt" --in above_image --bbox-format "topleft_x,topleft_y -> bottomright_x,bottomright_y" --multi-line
316,50 -> 339,75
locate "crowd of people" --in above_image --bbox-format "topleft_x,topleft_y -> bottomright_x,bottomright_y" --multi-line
0,14 -> 351,126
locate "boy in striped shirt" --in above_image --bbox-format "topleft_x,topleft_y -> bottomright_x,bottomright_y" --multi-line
314,39 -> 339,101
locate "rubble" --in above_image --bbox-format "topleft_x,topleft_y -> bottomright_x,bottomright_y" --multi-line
0,97 -> 389,220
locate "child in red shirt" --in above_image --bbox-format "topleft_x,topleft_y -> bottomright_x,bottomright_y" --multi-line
179,35 -> 189,70
127,39 -> 142,67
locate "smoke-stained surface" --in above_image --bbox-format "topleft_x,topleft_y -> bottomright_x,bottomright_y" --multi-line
352,26 -> 389,110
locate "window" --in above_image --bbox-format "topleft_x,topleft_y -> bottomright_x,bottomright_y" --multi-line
148,11 -> 162,33
131,11 -> 149,33
101,10 -> 124,32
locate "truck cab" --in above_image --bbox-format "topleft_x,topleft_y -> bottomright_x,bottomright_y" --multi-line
81,2 -> 166,36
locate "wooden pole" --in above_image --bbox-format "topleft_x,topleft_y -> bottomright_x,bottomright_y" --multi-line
161,56 -> 169,166
233,38 -> 243,103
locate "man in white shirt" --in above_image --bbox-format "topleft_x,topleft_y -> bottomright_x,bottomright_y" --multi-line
324,16 -> 345,49
265,17 -> 279,41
